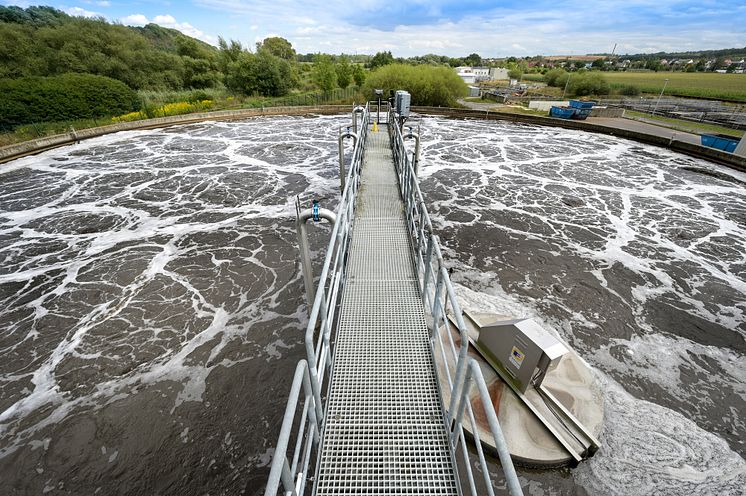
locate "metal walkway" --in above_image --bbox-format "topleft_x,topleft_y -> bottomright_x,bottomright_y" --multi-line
316,129 -> 458,494
265,103 -> 523,496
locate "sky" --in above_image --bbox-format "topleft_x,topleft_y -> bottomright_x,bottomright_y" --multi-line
2,0 -> 745,57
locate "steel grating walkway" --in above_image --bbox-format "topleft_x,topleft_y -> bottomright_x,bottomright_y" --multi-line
315,126 -> 459,495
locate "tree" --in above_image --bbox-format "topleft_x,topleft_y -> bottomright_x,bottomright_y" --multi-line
369,51 -> 394,69
591,58 -> 605,69
465,53 -> 482,66
257,36 -> 296,60
352,64 -> 366,87
313,54 -> 337,92
711,57 -> 728,71
226,51 -> 292,96
0,6 -> 224,91
217,36 -> 243,73
646,59 -> 662,72
507,66 -> 523,80
336,56 -> 352,88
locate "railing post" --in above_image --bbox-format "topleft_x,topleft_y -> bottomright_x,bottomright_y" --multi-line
470,360 -> 524,496
264,361 -> 308,496
422,234 -> 435,298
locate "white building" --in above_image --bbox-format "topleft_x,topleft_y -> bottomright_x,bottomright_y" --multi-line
489,68 -> 509,80
455,66 -> 493,84
456,70 -> 476,84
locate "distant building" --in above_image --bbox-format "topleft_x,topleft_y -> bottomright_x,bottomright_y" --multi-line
489,68 -> 509,80
455,66 -> 492,84
456,69 -> 476,84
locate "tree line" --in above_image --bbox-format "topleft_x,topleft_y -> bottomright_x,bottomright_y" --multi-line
0,6 -> 471,129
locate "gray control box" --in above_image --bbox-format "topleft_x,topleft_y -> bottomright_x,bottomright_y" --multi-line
474,318 -> 568,393
395,90 -> 411,117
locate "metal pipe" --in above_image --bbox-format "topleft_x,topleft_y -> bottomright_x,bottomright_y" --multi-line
296,199 -> 337,309
338,128 -> 358,193
351,105 -> 365,134
652,78 -> 669,115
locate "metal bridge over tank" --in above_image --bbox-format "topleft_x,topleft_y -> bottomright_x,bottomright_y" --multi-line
265,102 -> 523,496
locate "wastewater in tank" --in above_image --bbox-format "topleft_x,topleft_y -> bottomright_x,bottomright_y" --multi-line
0,114 -> 744,495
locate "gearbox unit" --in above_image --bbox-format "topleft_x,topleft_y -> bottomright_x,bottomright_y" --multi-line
474,318 -> 568,393
395,90 -> 411,118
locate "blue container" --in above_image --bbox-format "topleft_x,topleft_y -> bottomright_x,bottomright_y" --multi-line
569,100 -> 594,109
570,108 -> 592,120
701,134 -> 739,153
550,106 -> 575,119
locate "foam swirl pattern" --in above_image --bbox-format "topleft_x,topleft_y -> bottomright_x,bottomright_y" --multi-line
1,114 -> 745,495
0,116 -> 344,494
417,117 -> 746,495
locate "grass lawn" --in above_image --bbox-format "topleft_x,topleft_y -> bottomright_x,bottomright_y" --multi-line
604,72 -> 746,102
625,110 -> 744,138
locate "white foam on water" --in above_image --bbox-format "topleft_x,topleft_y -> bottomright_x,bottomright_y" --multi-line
0,114 -> 348,458
453,277 -> 746,494
413,114 -> 746,492
575,373 -> 746,495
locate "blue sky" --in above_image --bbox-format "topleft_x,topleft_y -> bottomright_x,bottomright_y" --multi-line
3,0 -> 745,57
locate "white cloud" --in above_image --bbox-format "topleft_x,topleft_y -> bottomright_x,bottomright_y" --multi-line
194,0 -> 745,57
153,15 -> 177,24
119,13 -> 218,46
64,7 -> 102,18
120,14 -> 149,26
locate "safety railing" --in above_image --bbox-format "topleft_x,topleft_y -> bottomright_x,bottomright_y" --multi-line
265,103 -> 370,496
389,110 -> 524,496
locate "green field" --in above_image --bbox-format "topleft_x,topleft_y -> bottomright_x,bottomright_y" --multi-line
603,72 -> 746,101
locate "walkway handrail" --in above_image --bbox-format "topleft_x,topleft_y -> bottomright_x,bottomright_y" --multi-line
264,103 -> 370,496
389,111 -> 524,496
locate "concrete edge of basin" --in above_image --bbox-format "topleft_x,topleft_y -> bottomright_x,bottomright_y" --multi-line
3,105 -> 745,174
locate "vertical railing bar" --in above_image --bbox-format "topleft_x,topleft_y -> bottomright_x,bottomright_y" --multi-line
264,361 -> 307,496
289,400 -> 310,476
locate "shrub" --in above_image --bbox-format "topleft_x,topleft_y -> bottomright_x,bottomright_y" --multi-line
544,68 -> 568,87
0,73 -> 139,129
111,99 -> 212,122
363,64 -> 467,107
188,90 -> 211,102
568,72 -> 610,96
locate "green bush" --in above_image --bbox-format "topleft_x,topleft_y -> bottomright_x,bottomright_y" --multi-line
544,68 -> 568,87
568,72 -> 610,96
363,64 -> 467,107
0,73 -> 140,129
